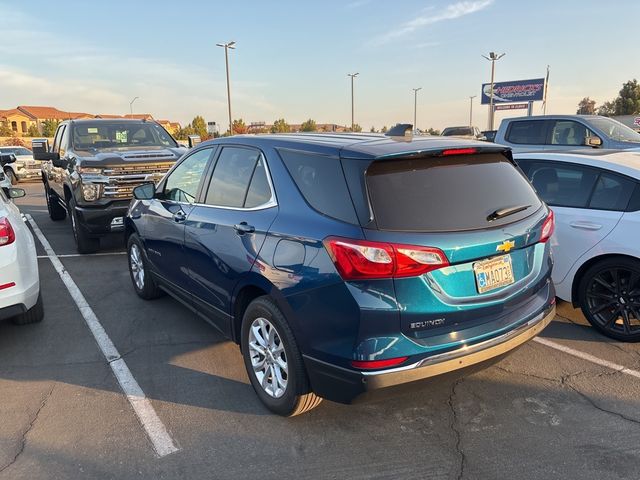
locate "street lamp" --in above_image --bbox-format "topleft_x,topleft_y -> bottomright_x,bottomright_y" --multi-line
481,51 -> 505,130
129,96 -> 139,117
216,41 -> 236,135
469,95 -> 476,128
412,87 -> 422,133
347,72 -> 359,131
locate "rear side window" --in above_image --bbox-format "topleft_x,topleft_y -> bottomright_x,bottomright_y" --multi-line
506,120 -> 547,145
366,154 -> 542,232
279,149 -> 358,224
589,173 -> 635,211
519,161 -> 598,208
627,184 -> 640,212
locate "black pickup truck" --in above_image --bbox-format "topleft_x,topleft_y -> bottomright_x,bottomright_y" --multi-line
33,119 -> 186,253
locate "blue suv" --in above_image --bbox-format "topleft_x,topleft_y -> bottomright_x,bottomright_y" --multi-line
125,133 -> 556,416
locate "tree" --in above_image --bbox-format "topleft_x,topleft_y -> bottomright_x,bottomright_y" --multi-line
426,127 -> 441,135
191,116 -> 208,138
174,124 -> 195,140
270,118 -> 290,133
41,119 -> 60,137
350,124 -> 362,133
369,126 -> 377,133
597,101 -> 615,117
0,123 -> 14,137
300,118 -> 317,132
380,126 -> 388,133
231,118 -> 247,135
26,124 -> 40,137
576,97 -> 596,115
614,79 -> 640,115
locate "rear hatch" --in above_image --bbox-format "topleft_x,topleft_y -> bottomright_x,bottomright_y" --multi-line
346,148 -> 552,349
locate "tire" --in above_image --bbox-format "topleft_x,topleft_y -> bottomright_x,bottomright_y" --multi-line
127,233 -> 164,300
4,168 -> 17,184
44,185 -> 66,221
578,257 -> 640,342
12,293 -> 44,325
68,198 -> 99,254
241,296 -> 322,416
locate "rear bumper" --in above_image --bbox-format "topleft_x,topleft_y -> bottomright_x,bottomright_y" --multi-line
304,303 -> 555,404
74,202 -> 129,235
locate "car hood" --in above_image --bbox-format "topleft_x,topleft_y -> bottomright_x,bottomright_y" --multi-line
74,147 -> 187,165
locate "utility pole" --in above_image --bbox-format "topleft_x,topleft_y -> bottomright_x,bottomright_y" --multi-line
482,52 -> 505,130
469,95 -> 476,127
216,41 -> 236,135
412,87 -> 422,133
347,73 -> 359,131
129,96 -> 139,117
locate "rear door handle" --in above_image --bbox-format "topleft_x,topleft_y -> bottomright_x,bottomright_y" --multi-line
234,222 -> 255,235
173,210 -> 186,223
569,221 -> 602,231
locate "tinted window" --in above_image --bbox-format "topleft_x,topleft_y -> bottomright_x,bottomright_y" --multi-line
279,149 -> 358,224
205,147 -> 260,208
627,184 -> 640,212
550,120 -> 589,146
442,127 -> 473,136
244,157 -> 272,208
519,161 -> 598,208
589,173 -> 635,211
506,120 -> 547,145
163,148 -> 212,203
366,154 -> 542,232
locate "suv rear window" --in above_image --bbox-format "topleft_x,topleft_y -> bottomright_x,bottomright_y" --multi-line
366,154 -> 542,232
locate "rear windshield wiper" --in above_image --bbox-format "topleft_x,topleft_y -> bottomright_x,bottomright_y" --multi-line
487,204 -> 531,222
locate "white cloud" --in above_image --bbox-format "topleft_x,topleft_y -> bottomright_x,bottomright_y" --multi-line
372,0 -> 494,45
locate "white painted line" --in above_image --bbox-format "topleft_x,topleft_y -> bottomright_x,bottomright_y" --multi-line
26,214 -> 179,458
533,337 -> 640,380
37,252 -> 126,259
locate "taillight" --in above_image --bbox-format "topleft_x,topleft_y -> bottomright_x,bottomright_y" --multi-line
324,237 -> 449,280
351,356 -> 409,370
441,147 -> 478,156
539,210 -> 555,243
0,217 -> 15,246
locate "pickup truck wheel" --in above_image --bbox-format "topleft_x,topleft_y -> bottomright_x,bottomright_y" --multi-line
241,296 -> 322,416
45,186 -> 66,221
3,168 -> 17,184
68,199 -> 99,254
12,293 -> 44,325
127,234 -> 164,300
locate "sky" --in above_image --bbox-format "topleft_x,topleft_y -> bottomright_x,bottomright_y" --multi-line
1,0 -> 638,131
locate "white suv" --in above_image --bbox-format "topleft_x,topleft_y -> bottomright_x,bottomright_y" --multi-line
515,150 -> 640,341
0,187 -> 43,325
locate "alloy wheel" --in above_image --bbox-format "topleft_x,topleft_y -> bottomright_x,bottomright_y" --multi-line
129,244 -> 145,291
248,317 -> 288,398
585,267 -> 640,337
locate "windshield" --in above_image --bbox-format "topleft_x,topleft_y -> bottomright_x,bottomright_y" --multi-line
0,147 -> 32,156
589,117 -> 640,143
72,122 -> 178,150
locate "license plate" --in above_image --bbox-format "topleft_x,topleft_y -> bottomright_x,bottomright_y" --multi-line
473,254 -> 515,294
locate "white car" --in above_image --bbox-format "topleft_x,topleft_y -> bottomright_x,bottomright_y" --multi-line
0,187 -> 43,325
515,150 -> 640,341
0,146 -> 40,183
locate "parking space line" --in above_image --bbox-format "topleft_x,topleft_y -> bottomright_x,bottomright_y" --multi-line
26,215 -> 180,458
37,252 -> 126,259
534,337 -> 640,379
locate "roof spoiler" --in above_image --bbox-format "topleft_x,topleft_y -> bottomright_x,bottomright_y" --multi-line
385,123 -> 413,137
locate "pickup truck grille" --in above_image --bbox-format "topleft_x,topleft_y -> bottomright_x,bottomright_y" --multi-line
101,162 -> 174,199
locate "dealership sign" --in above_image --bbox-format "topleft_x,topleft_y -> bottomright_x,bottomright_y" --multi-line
494,103 -> 529,111
481,78 -> 545,105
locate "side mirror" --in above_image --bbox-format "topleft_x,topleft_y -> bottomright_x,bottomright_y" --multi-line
585,136 -> 602,148
32,139 -> 53,161
188,135 -> 202,148
133,182 -> 156,200
8,188 -> 26,199
52,156 -> 67,169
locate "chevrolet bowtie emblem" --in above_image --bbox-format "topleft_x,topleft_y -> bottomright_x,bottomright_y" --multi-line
496,240 -> 515,253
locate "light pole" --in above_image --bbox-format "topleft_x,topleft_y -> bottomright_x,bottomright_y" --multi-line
216,41 -> 236,135
469,95 -> 476,127
412,87 -> 422,132
481,52 -> 505,130
129,96 -> 139,117
347,72 -> 359,131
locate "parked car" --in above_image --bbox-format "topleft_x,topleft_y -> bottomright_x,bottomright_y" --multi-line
495,115 -> 640,153
0,169 -> 12,195
33,119 -> 186,253
482,130 -> 497,142
125,133 -> 556,415
515,150 -> 640,341
0,146 -> 38,183
441,126 -> 486,140
0,187 -> 44,325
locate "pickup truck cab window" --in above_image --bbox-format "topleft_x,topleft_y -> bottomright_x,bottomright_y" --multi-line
505,120 -> 548,145
549,120 -> 593,146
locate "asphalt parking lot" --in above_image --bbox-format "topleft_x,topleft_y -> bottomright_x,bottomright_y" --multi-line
2,183 -> 640,480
